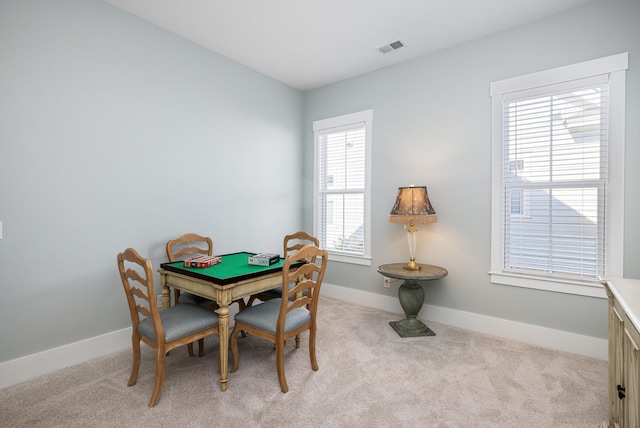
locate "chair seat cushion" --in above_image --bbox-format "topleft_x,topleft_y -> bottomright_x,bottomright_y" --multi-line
138,303 -> 219,342
178,292 -> 215,307
234,298 -> 310,335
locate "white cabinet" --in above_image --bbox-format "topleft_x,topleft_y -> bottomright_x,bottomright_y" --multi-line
602,278 -> 640,428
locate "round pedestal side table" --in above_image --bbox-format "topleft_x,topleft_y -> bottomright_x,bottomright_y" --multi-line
377,263 -> 448,338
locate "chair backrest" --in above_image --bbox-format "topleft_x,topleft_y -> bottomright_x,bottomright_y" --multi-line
166,233 -> 213,262
278,244 -> 328,328
117,248 -> 165,342
283,231 -> 319,271
283,231 -> 319,257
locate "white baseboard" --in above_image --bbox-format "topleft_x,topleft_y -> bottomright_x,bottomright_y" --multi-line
320,282 -> 608,361
0,327 -> 132,390
0,285 -> 607,390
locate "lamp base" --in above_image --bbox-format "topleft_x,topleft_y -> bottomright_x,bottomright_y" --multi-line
392,278 -> 434,337
389,319 -> 436,337
403,257 -> 422,271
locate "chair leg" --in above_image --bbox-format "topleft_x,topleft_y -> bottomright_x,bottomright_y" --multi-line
232,299 -> 248,338
246,295 -> 257,308
276,338 -> 288,393
128,336 -> 141,386
309,325 -> 318,371
198,338 -> 205,357
187,342 -> 195,356
295,334 -> 301,348
230,325 -> 241,373
149,346 -> 166,407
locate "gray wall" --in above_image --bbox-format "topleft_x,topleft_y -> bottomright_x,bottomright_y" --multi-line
303,0 -> 640,339
0,1 -> 303,363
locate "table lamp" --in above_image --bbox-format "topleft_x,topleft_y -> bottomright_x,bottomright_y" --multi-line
388,185 -> 437,271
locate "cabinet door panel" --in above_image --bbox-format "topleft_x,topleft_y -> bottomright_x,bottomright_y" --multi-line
623,326 -> 639,428
612,305 -> 625,426
602,279 -> 640,428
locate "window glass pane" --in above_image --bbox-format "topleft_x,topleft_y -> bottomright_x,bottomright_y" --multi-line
322,128 -> 365,191
323,193 -> 364,254
506,186 -> 602,277
505,88 -> 607,184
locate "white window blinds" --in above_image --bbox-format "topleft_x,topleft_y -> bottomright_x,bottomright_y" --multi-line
317,122 -> 366,255
501,76 -> 609,280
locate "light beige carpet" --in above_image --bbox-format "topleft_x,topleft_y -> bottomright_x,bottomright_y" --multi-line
0,297 -> 608,427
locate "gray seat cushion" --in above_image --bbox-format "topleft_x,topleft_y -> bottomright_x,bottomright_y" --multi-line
138,303 -> 219,342
234,298 -> 310,335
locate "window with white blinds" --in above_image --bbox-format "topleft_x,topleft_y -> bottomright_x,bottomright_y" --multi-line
490,54 -> 627,297
503,76 -> 609,279
313,110 -> 372,265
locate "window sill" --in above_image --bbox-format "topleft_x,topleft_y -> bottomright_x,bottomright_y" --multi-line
328,253 -> 372,266
489,271 -> 607,298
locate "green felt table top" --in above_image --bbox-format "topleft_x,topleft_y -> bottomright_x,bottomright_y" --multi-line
160,252 -> 296,286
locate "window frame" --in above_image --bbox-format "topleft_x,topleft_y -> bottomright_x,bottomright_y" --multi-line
490,53 -> 627,298
313,110 -> 373,266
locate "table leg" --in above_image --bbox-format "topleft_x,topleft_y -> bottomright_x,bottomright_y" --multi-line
160,273 -> 171,310
389,279 -> 435,337
218,303 -> 229,392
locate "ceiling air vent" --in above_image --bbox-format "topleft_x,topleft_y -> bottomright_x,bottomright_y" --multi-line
377,39 -> 405,55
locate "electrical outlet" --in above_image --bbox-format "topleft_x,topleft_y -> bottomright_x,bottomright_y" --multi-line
383,277 -> 391,288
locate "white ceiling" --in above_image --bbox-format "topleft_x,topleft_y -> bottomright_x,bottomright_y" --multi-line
104,0 -> 596,91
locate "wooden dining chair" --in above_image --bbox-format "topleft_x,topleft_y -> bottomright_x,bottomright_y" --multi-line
166,233 -> 216,308
229,244 -> 328,393
246,231 -> 319,307
117,247 -> 220,407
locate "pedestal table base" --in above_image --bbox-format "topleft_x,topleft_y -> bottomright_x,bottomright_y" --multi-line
389,318 -> 436,337
377,263 -> 448,338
